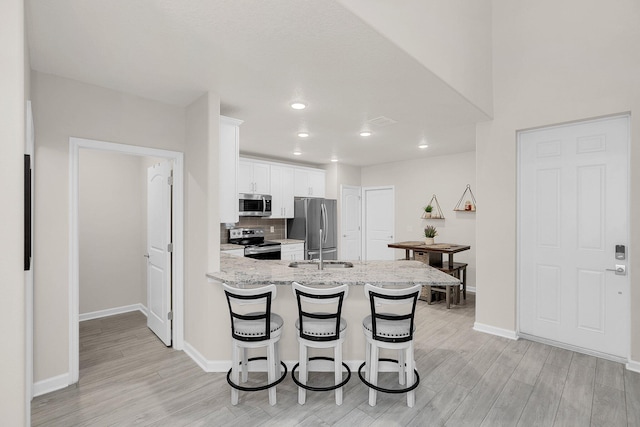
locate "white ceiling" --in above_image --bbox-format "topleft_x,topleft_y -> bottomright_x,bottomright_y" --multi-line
26,0 -> 489,166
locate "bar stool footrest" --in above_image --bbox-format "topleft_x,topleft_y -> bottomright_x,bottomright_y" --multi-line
291,356 -> 351,392
226,356 -> 288,392
357,359 -> 420,394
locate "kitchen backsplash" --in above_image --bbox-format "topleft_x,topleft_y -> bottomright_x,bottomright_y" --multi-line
220,217 -> 287,243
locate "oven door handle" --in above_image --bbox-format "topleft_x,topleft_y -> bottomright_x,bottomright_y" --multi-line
244,245 -> 281,255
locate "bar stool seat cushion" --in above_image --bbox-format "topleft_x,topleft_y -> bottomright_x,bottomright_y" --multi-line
233,313 -> 284,337
362,314 -> 414,339
295,314 -> 347,337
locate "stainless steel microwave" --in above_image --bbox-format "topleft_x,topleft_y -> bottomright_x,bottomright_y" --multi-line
238,193 -> 272,217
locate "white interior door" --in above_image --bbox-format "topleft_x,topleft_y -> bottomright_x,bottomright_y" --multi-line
341,185 -> 361,261
147,161 -> 172,346
363,186 -> 395,261
519,115 -> 629,359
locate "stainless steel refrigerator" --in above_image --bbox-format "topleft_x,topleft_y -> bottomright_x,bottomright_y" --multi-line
287,198 -> 338,260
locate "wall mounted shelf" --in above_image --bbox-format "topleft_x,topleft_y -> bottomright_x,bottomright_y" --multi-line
421,194 -> 445,219
454,184 -> 476,212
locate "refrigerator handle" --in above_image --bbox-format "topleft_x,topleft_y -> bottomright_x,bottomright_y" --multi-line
322,203 -> 328,244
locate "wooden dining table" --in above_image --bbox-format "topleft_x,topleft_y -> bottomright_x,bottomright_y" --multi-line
388,241 -> 471,308
387,241 -> 471,268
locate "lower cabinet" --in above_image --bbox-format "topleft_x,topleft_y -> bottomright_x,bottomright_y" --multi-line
280,243 -> 304,261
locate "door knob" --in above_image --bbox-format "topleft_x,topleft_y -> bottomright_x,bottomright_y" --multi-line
605,265 -> 626,275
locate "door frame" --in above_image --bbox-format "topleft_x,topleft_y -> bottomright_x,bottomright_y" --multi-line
68,137 -> 185,384
25,101 -> 34,423
339,185 -> 361,260
516,114 -> 631,363
361,185 -> 395,261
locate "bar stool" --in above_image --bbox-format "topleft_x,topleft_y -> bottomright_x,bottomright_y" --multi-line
222,283 -> 287,406
291,282 -> 350,405
358,283 -> 422,407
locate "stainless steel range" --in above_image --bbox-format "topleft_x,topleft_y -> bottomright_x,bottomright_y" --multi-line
228,227 -> 281,260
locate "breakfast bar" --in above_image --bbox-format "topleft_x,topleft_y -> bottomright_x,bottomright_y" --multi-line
208,252 -> 459,287
207,254 -> 460,365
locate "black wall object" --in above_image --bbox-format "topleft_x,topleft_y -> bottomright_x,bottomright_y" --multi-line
24,154 -> 31,271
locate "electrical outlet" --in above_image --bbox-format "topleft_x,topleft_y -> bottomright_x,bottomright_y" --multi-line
270,226 -> 275,233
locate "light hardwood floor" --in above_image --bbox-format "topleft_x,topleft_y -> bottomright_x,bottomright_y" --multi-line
32,295 -> 640,426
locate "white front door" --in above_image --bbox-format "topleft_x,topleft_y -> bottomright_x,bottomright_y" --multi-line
341,185 -> 361,261
518,115 -> 629,358
147,161 -> 173,346
363,186 -> 395,261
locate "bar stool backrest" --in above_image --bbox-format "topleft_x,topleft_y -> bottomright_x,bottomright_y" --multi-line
292,282 -> 349,342
363,284 -> 422,343
223,283 -> 277,342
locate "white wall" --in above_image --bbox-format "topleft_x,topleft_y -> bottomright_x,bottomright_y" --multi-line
0,0 -> 26,423
31,71 -> 186,383
183,92 -> 229,361
362,152 -> 476,286
477,0 -> 640,356
79,150 -> 146,314
338,0 -> 493,116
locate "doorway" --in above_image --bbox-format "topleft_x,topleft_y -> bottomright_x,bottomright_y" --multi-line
69,137 -> 184,384
518,115 -> 629,360
362,186 -> 395,261
340,185 -> 361,261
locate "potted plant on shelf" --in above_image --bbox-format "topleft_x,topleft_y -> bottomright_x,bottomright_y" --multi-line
424,225 -> 437,245
423,205 -> 433,219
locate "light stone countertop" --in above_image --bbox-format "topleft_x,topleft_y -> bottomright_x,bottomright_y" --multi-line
208,253 -> 460,287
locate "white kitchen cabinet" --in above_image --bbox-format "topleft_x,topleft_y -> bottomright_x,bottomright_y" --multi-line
238,159 -> 270,194
222,248 -> 245,257
219,116 -> 243,223
280,243 -> 304,261
294,168 -> 325,198
270,165 -> 295,218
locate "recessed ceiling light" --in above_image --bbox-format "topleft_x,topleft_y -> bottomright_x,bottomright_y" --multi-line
331,158 -> 339,162
418,143 -> 429,149
359,131 -> 372,137
297,132 -> 309,138
293,151 -> 302,156
290,102 -> 306,110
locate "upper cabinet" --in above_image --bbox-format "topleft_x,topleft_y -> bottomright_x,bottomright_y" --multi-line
294,168 -> 326,198
219,116 -> 243,223
238,159 -> 270,194
270,165 -> 295,218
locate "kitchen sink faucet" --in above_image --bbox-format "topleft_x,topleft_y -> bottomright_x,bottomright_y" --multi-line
319,228 -> 324,270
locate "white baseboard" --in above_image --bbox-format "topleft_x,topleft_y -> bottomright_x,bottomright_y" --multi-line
79,303 -> 148,322
473,322 -> 519,340
33,373 -> 70,397
183,341 -> 232,372
626,360 -> 640,373
466,286 -> 476,294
